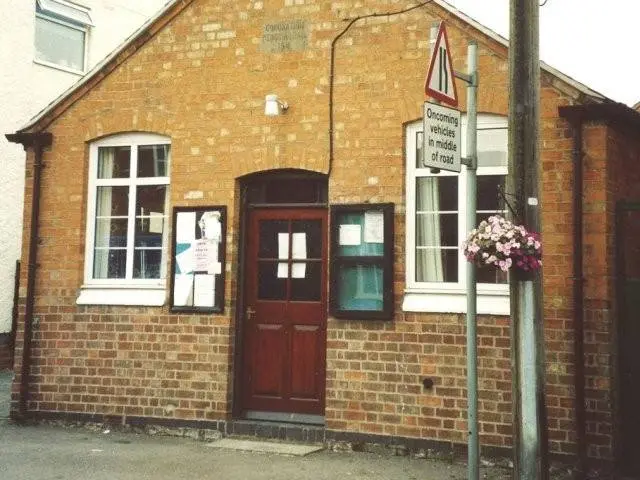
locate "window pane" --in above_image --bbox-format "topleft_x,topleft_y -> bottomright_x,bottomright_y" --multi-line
97,146 -> 130,179
133,249 -> 162,279
416,131 -> 424,168
138,145 -> 169,177
416,176 -> 457,212
477,128 -> 507,167
258,261 -> 287,300
96,186 -> 128,216
93,249 -> 126,279
259,220 -> 288,258
417,213 -> 457,247
136,185 -> 166,215
291,220 -> 322,259
35,16 -> 85,70
135,219 -> 163,248
336,213 -> 383,257
291,262 -> 321,301
94,218 -> 127,248
416,249 -> 458,282
337,264 -> 383,311
477,175 -> 504,212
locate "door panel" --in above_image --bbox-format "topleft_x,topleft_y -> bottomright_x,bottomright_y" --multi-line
242,208 -> 327,415
290,325 -> 321,399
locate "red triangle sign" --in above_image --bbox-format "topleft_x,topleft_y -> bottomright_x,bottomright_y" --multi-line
425,22 -> 458,107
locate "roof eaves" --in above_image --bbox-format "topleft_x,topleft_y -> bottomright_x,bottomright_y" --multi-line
559,102 -> 640,132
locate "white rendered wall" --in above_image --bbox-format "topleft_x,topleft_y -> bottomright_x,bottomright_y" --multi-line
0,0 -> 167,334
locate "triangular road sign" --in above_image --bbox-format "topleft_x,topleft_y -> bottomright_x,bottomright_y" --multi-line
425,22 -> 458,107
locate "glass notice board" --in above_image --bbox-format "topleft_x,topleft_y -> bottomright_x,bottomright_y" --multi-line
170,206 -> 226,313
330,203 -> 394,320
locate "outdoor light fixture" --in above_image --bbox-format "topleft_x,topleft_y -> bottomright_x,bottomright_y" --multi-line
264,94 -> 288,116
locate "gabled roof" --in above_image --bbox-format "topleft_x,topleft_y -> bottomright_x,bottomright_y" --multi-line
17,0 -> 608,133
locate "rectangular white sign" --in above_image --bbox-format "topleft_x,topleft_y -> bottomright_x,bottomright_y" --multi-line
422,101 -> 461,173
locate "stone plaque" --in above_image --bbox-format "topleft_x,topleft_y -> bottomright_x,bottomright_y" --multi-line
261,20 -> 307,53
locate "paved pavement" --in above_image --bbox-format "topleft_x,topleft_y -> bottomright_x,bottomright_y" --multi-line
0,369 -> 533,479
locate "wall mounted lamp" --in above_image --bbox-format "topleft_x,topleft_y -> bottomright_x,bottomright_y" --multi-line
264,94 -> 289,116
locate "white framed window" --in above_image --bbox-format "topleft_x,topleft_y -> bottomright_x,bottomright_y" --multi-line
35,0 -> 92,73
403,114 -> 510,315
77,133 -> 171,306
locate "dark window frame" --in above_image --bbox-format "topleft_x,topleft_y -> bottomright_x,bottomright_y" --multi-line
330,203 -> 394,320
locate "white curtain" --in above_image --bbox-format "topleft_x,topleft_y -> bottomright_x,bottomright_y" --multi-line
93,148 -> 114,278
416,177 -> 443,282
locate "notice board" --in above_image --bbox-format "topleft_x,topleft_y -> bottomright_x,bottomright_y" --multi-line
170,206 -> 226,313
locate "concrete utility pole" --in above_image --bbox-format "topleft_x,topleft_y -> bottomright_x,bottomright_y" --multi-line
507,1 -> 548,479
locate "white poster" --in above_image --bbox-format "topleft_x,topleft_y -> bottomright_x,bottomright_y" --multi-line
277,263 -> 289,279
339,224 -> 361,246
173,274 -> 194,306
364,211 -> 384,243
149,212 -> 164,234
175,246 -> 194,274
199,211 -> 222,242
292,263 -> 306,279
193,274 -> 215,307
292,232 -> 307,259
176,211 -> 196,243
193,239 -> 217,272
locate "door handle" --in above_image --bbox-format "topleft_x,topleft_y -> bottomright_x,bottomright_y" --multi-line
246,307 -> 256,320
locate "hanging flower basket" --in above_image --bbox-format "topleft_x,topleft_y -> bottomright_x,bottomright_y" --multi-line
462,215 -> 542,273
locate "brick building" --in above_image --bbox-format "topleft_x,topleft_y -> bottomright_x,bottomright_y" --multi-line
6,0 -> 640,475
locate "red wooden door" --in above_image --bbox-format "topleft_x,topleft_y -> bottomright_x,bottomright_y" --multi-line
242,208 -> 327,415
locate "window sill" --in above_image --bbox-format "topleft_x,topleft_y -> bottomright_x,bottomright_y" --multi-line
33,59 -> 85,76
402,290 -> 509,315
76,286 -> 166,306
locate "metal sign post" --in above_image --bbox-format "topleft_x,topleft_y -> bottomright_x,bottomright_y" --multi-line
425,22 -> 479,480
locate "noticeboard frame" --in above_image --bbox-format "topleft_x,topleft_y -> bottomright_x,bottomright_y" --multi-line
169,205 -> 227,313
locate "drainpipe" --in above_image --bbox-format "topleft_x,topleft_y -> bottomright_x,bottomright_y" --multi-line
568,118 -> 587,475
5,131 -> 52,420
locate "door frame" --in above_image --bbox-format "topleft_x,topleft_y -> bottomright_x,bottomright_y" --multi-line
231,170 -> 328,421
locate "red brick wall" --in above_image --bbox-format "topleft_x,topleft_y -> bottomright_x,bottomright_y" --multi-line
11,0 -> 625,462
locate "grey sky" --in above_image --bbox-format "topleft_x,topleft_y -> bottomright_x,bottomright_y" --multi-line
446,0 -> 638,106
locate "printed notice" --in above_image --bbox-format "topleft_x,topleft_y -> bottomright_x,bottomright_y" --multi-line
292,263 -> 306,279
149,212 -> 164,234
292,233 -> 306,259
194,239 -> 217,272
339,224 -> 361,246
364,211 -> 384,243
193,274 -> 215,307
176,212 -> 196,243
175,246 -> 194,274
199,211 -> 221,242
173,274 -> 194,306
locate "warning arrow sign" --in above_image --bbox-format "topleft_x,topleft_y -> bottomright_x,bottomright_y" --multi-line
425,22 -> 458,107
